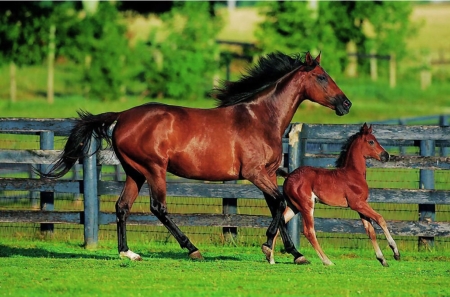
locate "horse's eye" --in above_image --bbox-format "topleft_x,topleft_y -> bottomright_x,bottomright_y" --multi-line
368,140 -> 375,145
317,75 -> 327,82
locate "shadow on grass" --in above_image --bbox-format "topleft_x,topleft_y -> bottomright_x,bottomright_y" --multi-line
139,250 -> 242,262
0,244 -> 114,260
0,244 -> 242,262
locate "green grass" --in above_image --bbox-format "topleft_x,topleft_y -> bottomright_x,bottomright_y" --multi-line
0,239 -> 449,297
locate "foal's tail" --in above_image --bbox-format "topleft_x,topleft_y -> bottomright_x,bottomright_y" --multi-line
276,168 -> 289,178
39,110 -> 120,179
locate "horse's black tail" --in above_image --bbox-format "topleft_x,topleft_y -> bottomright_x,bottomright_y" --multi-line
38,110 -> 120,179
276,168 -> 289,178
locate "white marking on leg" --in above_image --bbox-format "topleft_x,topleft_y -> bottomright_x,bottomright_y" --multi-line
120,250 -> 142,261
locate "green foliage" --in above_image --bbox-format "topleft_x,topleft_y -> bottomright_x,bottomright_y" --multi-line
59,2 -> 130,101
138,2 -> 222,99
256,1 -> 415,75
0,2 -> 54,66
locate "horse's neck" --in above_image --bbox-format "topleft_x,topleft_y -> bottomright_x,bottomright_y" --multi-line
251,71 -> 305,136
342,141 -> 367,176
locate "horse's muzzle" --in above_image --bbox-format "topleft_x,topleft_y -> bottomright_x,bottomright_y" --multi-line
380,151 -> 390,162
335,97 -> 352,116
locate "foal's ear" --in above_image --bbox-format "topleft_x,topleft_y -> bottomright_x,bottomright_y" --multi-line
361,122 -> 369,134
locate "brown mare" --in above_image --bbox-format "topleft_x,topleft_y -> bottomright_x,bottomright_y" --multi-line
268,123 -> 400,266
40,52 -> 352,263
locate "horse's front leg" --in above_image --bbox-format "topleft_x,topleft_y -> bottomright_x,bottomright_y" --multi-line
249,172 -> 306,264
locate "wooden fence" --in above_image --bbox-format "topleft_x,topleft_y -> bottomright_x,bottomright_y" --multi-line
1,118 -> 450,249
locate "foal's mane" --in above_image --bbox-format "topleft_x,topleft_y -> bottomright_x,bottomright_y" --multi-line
335,131 -> 362,168
213,52 -> 314,107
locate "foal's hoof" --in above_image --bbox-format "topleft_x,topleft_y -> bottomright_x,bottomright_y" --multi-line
261,244 -> 274,264
261,244 -> 273,263
394,253 -> 401,261
294,256 -> 310,265
189,250 -> 204,261
119,250 -> 142,261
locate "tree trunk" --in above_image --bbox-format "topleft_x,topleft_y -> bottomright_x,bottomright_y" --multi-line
10,61 -> 16,103
47,24 -> 56,104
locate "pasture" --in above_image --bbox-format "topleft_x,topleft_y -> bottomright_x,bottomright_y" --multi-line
1,239 -> 450,297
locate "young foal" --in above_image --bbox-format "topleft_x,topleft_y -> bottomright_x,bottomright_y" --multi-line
268,123 -> 400,266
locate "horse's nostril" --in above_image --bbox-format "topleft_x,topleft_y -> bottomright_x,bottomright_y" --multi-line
344,99 -> 352,108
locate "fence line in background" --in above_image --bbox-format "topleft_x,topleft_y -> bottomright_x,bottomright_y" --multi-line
1,118 -> 450,249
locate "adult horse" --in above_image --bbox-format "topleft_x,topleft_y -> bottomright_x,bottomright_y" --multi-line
271,124 -> 400,266
40,51 -> 352,263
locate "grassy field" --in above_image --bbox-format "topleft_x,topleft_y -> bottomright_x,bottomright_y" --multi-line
1,239 -> 449,297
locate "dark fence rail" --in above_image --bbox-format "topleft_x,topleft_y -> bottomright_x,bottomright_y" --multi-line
1,118 -> 450,248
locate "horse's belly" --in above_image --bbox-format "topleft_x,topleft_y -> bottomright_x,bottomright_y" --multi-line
167,151 -> 240,181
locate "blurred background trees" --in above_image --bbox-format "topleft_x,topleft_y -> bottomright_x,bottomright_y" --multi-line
0,1 -> 435,103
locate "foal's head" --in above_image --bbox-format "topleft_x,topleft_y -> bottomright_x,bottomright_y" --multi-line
336,123 -> 389,168
301,52 -> 352,116
358,123 -> 389,162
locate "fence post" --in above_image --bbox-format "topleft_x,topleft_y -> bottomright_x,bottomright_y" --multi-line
418,139 -> 435,250
40,131 -> 54,234
399,119 -> 407,156
440,115 -> 449,156
222,181 -> 237,240
286,123 -> 306,249
83,137 -> 99,249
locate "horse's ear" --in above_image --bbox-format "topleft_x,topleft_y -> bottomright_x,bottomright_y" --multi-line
305,52 -> 313,66
315,52 -> 321,64
368,125 -> 373,134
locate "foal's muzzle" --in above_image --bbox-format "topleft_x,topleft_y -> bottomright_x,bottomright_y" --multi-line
334,96 -> 352,116
380,151 -> 390,162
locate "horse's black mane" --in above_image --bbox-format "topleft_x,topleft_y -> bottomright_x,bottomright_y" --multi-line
335,131 -> 361,168
213,52 -> 314,107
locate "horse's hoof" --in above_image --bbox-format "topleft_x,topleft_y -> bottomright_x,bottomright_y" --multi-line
394,254 -> 401,261
261,244 -> 273,263
189,250 -> 204,261
119,250 -> 142,261
294,256 -> 310,265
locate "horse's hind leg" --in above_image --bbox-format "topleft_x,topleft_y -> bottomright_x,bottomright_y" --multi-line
146,167 -> 203,260
116,172 -> 145,261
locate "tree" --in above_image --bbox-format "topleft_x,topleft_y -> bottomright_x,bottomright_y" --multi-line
256,1 -> 415,76
58,2 -> 130,101
137,1 -> 222,100
0,2 -> 54,102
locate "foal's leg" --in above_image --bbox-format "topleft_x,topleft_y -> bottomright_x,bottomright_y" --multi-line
116,173 -> 145,261
356,203 -> 400,262
359,213 -> 388,267
301,209 -> 333,266
146,166 -> 203,260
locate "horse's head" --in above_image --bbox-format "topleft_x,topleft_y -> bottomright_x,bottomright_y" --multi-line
360,123 -> 389,162
300,52 -> 352,116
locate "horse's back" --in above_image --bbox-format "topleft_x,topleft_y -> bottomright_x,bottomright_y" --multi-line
111,103 -> 242,180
